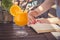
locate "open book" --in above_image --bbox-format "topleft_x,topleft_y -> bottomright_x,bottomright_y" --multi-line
29,18 -> 60,33
30,23 -> 60,33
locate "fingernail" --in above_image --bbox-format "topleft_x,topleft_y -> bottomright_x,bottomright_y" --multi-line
36,20 -> 41,23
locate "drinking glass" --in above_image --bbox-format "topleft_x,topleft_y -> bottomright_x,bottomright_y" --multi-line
13,11 -> 28,37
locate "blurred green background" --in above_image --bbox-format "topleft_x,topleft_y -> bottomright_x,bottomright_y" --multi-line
2,0 -> 12,11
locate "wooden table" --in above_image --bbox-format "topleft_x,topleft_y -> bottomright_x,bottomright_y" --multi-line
0,23 -> 57,40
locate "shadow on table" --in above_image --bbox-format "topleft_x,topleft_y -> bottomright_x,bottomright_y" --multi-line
57,36 -> 60,40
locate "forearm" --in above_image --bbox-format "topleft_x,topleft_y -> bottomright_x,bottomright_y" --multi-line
35,0 -> 55,17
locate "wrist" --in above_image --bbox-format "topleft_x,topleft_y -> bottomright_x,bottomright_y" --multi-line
29,8 -> 41,18
34,8 -> 41,17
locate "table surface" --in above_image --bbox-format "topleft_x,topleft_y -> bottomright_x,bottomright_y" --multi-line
0,23 -> 57,40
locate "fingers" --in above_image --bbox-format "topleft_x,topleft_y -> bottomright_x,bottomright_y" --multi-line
37,20 -> 46,23
28,10 -> 40,25
36,19 -> 51,24
28,15 -> 36,25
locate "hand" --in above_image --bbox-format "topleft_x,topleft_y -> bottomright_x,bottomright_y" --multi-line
36,18 -> 60,24
28,8 -> 41,25
28,10 -> 37,25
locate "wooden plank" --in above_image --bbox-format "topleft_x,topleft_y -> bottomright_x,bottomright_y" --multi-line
0,23 -> 48,40
51,32 -> 60,40
44,33 -> 57,40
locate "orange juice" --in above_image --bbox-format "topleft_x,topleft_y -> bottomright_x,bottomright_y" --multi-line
13,12 -> 28,26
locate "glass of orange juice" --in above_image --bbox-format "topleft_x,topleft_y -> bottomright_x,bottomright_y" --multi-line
10,5 -> 28,37
13,11 -> 28,37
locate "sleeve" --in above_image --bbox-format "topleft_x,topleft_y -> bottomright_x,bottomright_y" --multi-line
56,0 -> 60,18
